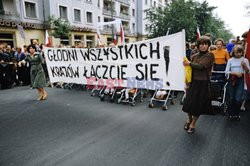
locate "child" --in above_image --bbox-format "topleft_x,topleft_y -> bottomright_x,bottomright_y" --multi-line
225,45 -> 250,120
118,88 -> 137,101
155,90 -> 167,100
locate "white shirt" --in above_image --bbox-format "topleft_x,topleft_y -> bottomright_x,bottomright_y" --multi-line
225,57 -> 249,74
225,57 -> 250,90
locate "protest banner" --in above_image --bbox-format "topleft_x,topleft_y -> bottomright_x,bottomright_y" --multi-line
44,30 -> 186,91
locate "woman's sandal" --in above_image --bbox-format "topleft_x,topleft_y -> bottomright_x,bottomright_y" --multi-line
37,96 -> 43,101
187,128 -> 195,134
41,94 -> 47,100
184,123 -> 190,130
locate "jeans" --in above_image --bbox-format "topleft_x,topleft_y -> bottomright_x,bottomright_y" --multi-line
227,77 -> 244,116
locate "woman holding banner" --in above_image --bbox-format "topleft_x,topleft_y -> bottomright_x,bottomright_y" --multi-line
19,45 -> 47,100
182,36 -> 214,134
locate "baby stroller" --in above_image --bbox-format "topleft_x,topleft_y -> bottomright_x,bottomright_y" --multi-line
210,71 -> 228,115
90,85 -> 104,96
117,88 -> 143,106
99,86 -> 117,102
148,89 -> 175,111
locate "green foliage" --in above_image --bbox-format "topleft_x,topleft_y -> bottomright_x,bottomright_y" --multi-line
48,16 -> 70,38
146,0 -> 233,42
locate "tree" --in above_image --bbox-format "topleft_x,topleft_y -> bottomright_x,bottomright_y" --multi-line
146,0 -> 197,41
48,16 -> 70,39
146,0 -> 233,42
245,3 -> 250,16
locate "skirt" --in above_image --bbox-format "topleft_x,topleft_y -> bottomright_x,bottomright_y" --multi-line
182,80 -> 214,116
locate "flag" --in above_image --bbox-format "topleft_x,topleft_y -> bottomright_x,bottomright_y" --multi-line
245,28 -> 250,91
113,34 -> 117,46
96,28 -> 102,45
45,30 -> 52,47
196,26 -> 201,39
120,23 -> 125,44
17,24 -> 26,40
166,28 -> 170,36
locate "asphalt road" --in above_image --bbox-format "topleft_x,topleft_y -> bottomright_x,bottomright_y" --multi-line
0,86 -> 250,166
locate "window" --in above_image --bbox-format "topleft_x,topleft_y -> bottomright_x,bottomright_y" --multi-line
97,0 -> 100,7
59,5 -> 67,20
145,0 -> 147,5
0,0 -> 4,13
0,33 -> 14,48
24,1 -> 37,18
132,9 -> 135,16
125,38 -> 129,43
150,0 -> 152,6
132,23 -> 135,32
60,36 -> 69,45
154,1 -> 156,7
98,16 -> 101,22
86,11 -> 93,23
74,9 -> 81,22
86,36 -> 94,48
74,35 -> 83,46
107,37 -> 113,46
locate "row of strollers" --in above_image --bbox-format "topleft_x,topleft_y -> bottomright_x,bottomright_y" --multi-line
57,70 -> 233,113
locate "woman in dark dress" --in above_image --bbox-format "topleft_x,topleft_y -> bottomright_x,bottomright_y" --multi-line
183,36 -> 214,134
19,45 -> 47,100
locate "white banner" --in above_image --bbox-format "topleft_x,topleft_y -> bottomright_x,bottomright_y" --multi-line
44,31 -> 186,91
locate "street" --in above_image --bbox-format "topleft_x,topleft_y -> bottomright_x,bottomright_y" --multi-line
0,86 -> 250,166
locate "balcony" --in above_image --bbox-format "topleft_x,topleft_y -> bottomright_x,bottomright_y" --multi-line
102,26 -> 113,33
101,26 -> 131,35
0,0 -> 17,16
103,8 -> 116,16
124,27 -> 131,35
116,0 -> 130,6
119,13 -> 130,20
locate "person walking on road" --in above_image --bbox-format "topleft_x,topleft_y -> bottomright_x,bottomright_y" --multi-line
182,36 -> 214,134
225,45 -> 250,121
19,45 -> 47,100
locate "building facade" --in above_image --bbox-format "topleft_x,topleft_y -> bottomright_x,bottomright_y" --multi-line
0,0 -> 46,47
137,0 -> 168,40
0,0 -> 168,48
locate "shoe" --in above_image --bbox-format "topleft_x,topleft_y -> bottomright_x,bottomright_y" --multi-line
184,123 -> 190,130
228,115 -> 233,120
123,98 -> 129,102
187,128 -> 195,134
37,96 -> 43,101
240,106 -> 246,112
41,93 -> 48,100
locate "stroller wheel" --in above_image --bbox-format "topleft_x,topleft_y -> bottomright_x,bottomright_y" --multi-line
100,95 -> 105,101
223,104 -> 228,116
162,105 -> 168,111
91,93 -> 95,96
148,102 -> 154,108
117,98 -> 121,104
170,100 -> 175,105
131,101 -> 136,106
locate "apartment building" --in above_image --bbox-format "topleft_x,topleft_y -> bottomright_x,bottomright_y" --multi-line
0,0 -> 46,47
0,0 -> 167,48
137,0 -> 168,40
